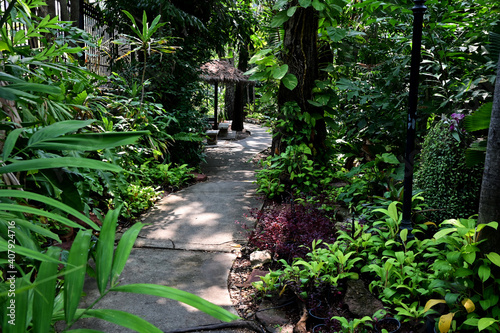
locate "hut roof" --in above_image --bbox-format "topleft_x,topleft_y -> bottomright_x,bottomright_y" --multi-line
199,60 -> 254,84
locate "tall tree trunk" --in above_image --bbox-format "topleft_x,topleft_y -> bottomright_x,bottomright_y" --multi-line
225,83 -> 235,120
70,0 -> 81,28
272,3 -> 326,157
224,57 -> 235,121
232,44 -> 250,132
479,54 -> 500,253
60,0 -> 70,21
46,0 -> 56,18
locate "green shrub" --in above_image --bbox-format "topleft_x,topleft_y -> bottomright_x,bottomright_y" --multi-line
414,116 -> 483,222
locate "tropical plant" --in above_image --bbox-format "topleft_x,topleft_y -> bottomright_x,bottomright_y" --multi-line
330,315 -> 373,333
0,206 -> 239,332
113,10 -> 177,107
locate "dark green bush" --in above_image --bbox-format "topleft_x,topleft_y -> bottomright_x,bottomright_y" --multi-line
414,117 -> 483,222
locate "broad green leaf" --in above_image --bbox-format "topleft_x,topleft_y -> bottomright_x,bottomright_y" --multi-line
486,252 -> 500,267
272,64 -> 289,80
454,267 -> 473,277
462,245 -> 476,264
298,0 -> 312,7
0,190 -> 99,230
433,228 -> 456,239
147,15 -> 166,40
380,153 -> 400,165
387,201 -> 399,222
479,221 -> 498,230
9,274 -> 32,333
446,251 -> 461,264
478,318 -> 499,332
271,11 -> 290,28
463,318 -> 479,327
111,284 -> 240,322
287,6 -> 297,17
8,216 -> 61,243
122,10 -> 142,39
28,120 -> 95,147
64,229 -> 92,324
400,229 -> 408,243
282,73 -> 298,90
77,309 -> 162,333
272,0 -> 288,10
0,72 -> 24,84
7,83 -> 60,95
29,131 -> 150,151
72,90 -> 88,105
0,204 -> 85,230
478,265 -> 491,283
111,222 -> 144,286
0,157 -> 123,174
327,27 -> 348,42
3,128 -> 24,160
0,239 -> 64,265
0,86 -> 38,100
96,208 -> 119,295
248,49 -> 273,64
464,102 -> 492,132
479,294 -> 499,311
142,11 -> 148,38
312,0 -> 325,11
32,247 -> 61,333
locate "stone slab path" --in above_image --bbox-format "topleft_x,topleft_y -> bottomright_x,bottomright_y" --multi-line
72,123 -> 271,332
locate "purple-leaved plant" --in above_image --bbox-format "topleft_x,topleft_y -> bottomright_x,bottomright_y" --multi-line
247,202 -> 337,260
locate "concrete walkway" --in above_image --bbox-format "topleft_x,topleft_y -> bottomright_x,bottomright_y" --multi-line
74,123 -> 271,332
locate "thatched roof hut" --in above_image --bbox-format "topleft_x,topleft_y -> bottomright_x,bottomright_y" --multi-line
199,60 -> 254,85
199,60 -> 255,131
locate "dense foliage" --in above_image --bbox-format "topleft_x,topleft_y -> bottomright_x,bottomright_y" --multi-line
415,116 -> 483,223
0,1 -> 240,331
251,0 -> 499,207
244,1 -> 500,333
1,0 -> 500,332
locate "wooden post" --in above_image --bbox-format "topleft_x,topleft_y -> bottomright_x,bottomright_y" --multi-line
214,82 -> 218,130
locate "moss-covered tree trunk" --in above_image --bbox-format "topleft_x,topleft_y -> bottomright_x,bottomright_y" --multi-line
479,54 -> 500,253
272,2 -> 326,157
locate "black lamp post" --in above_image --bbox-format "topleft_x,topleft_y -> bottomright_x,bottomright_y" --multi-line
401,0 -> 427,236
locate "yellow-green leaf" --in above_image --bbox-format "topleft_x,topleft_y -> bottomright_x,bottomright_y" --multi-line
461,298 -> 475,313
438,312 -> 455,333
486,252 -> 500,267
424,299 -> 447,313
478,318 -> 500,331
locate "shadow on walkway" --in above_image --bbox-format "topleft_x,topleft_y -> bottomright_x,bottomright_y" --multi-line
71,123 -> 271,333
